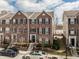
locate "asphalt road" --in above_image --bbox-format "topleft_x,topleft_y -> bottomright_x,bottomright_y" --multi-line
0,51 -> 79,59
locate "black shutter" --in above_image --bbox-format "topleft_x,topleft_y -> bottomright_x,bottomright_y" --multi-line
68,18 -> 71,24
74,18 -> 77,24
49,19 -> 50,24
25,19 -> 27,24
69,30 -> 70,35
16,19 -> 18,24
49,28 -> 50,34
37,19 -> 39,24
37,28 -> 39,34
29,19 -> 31,24
77,18 -> 78,24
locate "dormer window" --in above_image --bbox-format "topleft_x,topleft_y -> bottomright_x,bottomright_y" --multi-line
42,13 -> 45,16
13,19 -> 16,23
18,12 -> 21,15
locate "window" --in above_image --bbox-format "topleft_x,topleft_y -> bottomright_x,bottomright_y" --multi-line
10,20 -> 12,24
19,28 -> 23,33
45,27 -> 49,34
42,28 -> 45,34
6,20 -> 9,24
45,38 -> 49,44
31,19 -> 36,24
24,28 -> 27,33
0,27 -> 2,32
12,28 -> 17,33
39,18 -> 42,24
68,18 -> 76,24
15,19 -> 18,24
13,35 -> 17,39
45,18 -> 49,24
2,28 -> 5,32
70,18 -> 75,24
42,18 -> 45,24
30,28 -> 36,33
23,18 -> 27,24
42,13 -> 45,16
2,20 -> 6,24
13,19 -> 16,24
20,19 -> 23,24
6,27 -> 10,32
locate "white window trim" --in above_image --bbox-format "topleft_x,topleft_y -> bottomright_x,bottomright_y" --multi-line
69,36 -> 76,48
70,18 -> 75,24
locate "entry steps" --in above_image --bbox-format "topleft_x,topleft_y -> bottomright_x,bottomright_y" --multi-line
70,47 -> 78,56
27,43 -> 35,51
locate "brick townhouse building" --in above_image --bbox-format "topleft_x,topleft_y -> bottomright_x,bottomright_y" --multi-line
63,11 -> 79,48
0,11 -> 54,49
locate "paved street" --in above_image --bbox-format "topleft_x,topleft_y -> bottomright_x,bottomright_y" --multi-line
0,51 -> 79,59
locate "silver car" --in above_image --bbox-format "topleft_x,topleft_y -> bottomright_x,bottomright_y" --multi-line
22,51 -> 48,59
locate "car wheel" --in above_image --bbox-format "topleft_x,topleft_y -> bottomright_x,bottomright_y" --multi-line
26,56 -> 30,59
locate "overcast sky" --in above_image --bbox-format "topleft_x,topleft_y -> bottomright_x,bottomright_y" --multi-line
0,0 -> 79,24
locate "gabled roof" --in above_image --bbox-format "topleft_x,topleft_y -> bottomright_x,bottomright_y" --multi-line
0,11 -> 53,20
12,11 -> 27,19
64,10 -> 79,16
0,12 -> 14,20
28,11 -> 54,19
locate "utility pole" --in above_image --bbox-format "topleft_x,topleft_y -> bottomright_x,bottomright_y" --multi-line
65,39 -> 68,59
65,44 -> 68,59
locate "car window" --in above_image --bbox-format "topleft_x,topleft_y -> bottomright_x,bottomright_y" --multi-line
30,51 -> 41,56
6,50 -> 11,52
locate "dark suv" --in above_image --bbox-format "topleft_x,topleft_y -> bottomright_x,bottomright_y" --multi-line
0,47 -> 19,57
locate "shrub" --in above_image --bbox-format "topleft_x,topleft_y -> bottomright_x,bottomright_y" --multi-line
52,40 -> 60,50
44,44 -> 51,48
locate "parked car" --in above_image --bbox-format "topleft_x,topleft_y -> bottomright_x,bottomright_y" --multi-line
22,50 -> 48,59
0,47 -> 19,57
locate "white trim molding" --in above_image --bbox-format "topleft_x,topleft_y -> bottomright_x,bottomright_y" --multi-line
69,36 -> 76,48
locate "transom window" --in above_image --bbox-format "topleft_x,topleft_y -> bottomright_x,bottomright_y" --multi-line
69,29 -> 76,35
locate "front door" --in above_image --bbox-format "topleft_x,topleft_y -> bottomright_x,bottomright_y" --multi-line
30,34 -> 36,43
69,36 -> 76,47
32,35 -> 35,42
71,38 -> 75,47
